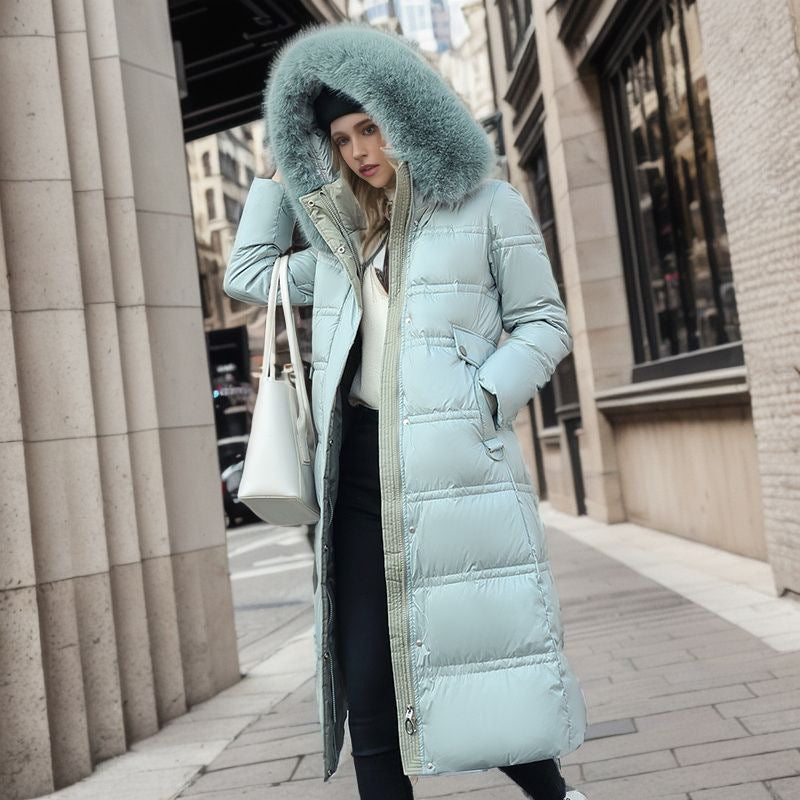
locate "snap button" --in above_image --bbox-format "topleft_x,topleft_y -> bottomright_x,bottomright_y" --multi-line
458,344 -> 467,356
402,417 -> 409,425
427,761 -> 433,769
307,200 -> 315,207
416,639 -> 422,647
409,525 -> 415,533
337,244 -> 346,253
413,219 -> 419,226
323,651 -> 329,659
405,316 -> 411,324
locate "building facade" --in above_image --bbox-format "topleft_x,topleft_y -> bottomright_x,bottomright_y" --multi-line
437,0 -> 496,124
186,118 -> 313,390
483,0 -> 800,594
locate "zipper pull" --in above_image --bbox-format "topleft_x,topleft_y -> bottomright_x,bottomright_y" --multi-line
404,704 -> 417,735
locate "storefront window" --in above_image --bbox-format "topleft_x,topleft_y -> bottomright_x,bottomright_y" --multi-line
603,0 -> 739,371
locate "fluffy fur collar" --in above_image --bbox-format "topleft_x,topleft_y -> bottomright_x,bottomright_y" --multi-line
262,20 -> 495,252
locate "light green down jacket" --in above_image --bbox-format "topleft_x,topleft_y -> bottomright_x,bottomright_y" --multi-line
223,19 -> 587,781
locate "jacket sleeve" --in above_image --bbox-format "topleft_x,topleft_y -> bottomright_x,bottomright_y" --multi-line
476,181 -> 572,429
223,177 -> 316,306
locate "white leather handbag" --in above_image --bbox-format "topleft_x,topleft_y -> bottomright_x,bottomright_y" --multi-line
237,253 -> 320,525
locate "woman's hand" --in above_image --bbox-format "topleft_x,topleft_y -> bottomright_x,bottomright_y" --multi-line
258,166 -> 282,182
482,386 -> 498,417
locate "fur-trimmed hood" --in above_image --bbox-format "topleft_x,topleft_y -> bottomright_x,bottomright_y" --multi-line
262,20 -> 495,252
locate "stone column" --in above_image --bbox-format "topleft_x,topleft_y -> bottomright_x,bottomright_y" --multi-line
0,0 -> 241,795
0,0 -> 125,784
527,1 -> 633,523
101,0 -> 240,701
0,196 -> 54,800
82,0 -> 189,725
53,0 -> 160,742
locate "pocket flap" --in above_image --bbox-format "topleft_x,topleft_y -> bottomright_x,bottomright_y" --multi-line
452,323 -> 496,368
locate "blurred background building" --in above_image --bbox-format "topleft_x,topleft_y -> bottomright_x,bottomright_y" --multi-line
0,0 -> 798,798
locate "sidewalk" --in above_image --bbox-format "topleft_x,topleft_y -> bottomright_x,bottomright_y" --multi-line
41,505 -> 800,800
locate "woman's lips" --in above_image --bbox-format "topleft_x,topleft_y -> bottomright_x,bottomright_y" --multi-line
359,164 -> 379,176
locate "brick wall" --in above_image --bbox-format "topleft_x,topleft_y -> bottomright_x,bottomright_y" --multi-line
697,0 -> 800,593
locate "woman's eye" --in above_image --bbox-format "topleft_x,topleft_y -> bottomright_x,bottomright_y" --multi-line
364,125 -> 375,135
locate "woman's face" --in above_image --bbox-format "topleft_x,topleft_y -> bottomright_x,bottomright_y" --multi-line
330,113 -> 396,189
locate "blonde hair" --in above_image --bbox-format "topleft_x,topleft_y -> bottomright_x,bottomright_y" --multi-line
329,139 -> 397,270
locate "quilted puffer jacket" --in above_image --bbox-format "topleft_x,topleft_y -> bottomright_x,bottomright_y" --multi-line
224,20 -> 587,781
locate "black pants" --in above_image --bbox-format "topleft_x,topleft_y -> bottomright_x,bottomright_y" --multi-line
331,403 -> 567,800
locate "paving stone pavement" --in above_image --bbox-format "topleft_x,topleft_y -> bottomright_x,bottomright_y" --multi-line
173,519 -> 800,800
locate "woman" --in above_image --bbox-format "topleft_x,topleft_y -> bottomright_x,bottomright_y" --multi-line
224,20 -> 588,800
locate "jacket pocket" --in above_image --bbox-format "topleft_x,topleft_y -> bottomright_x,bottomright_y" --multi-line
451,323 -> 496,368
473,372 -> 497,436
452,323 -> 500,444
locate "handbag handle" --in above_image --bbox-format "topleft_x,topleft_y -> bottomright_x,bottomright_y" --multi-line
262,253 -> 316,463
279,255 -> 316,461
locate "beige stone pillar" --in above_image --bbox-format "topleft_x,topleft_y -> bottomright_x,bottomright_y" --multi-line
103,0 -> 240,701
0,0 -> 240,795
0,197 -> 55,799
0,0 -> 125,784
53,0 -> 160,742
528,1 -> 633,523
82,0 -> 189,725
696,0 -> 800,594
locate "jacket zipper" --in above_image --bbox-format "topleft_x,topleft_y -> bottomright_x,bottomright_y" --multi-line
381,161 -> 423,772
404,704 -> 417,734
321,463 -> 336,776
325,584 -> 337,726
312,169 -> 423,774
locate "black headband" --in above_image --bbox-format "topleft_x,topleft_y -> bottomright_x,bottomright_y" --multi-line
312,85 -> 365,132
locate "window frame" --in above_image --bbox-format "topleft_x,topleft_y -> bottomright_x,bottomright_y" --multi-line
599,0 -> 742,382
205,187 -> 216,221
496,0 -> 533,71
223,193 -> 242,224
